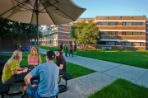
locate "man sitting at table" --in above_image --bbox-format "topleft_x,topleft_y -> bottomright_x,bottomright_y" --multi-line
24,50 -> 59,98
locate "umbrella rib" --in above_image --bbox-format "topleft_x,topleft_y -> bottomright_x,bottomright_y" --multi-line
40,2 -> 56,24
47,2 -> 75,20
0,0 -> 27,17
15,0 -> 33,11
30,1 -> 36,24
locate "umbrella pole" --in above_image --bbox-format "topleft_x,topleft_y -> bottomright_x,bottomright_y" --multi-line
35,0 -> 39,49
36,0 -> 40,64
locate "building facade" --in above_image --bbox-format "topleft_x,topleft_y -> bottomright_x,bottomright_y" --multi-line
40,24 -> 71,47
146,20 -> 148,49
96,16 -> 147,50
75,16 -> 147,50
41,16 -> 147,50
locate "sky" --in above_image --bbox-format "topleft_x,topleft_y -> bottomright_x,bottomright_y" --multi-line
73,0 -> 148,18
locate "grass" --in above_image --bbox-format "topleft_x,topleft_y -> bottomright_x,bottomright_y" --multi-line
40,46 -> 58,51
76,50 -> 148,69
89,79 -> 148,98
0,52 -> 95,78
67,62 -> 95,78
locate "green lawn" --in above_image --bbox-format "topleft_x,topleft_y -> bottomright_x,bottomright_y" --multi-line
66,62 -> 95,78
1,52 -> 95,78
40,46 -> 58,51
76,50 -> 148,69
89,79 -> 148,98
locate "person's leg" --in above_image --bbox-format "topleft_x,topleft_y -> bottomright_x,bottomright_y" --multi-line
65,51 -> 68,57
71,50 -> 74,57
69,50 -> 71,56
26,86 -> 40,98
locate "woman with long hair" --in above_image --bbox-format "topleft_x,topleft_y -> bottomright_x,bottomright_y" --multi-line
2,50 -> 28,84
28,47 -> 42,67
55,50 -> 66,74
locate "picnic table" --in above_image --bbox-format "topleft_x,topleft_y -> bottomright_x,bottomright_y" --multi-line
0,64 -> 72,98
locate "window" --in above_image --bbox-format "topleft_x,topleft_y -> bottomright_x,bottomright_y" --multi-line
140,42 -> 144,46
122,22 -> 144,26
106,42 -> 115,45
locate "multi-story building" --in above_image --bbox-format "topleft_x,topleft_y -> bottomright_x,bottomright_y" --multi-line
40,24 -> 71,47
146,20 -> 148,49
95,16 -> 147,50
75,18 -> 94,23
75,16 -> 147,50
41,16 -> 147,50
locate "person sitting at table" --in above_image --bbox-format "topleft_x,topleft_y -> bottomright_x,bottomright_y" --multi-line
24,50 -> 59,98
55,50 -> 66,75
2,50 -> 28,84
2,50 -> 28,95
28,47 -> 42,67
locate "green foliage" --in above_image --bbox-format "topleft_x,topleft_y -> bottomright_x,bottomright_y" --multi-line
71,21 -> 99,49
0,17 -> 38,44
89,79 -> 148,98
70,25 -> 77,39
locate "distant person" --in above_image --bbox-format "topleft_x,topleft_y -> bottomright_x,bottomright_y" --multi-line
69,42 -> 74,57
55,50 -> 66,74
59,43 -> 64,52
64,44 -> 69,57
28,47 -> 42,67
74,42 -> 77,51
24,51 -> 59,98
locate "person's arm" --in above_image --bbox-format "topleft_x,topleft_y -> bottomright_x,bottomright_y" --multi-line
24,66 -> 39,88
39,55 -> 42,64
10,61 -> 28,75
59,64 -> 64,70
16,66 -> 24,71
13,67 -> 28,75
24,73 -> 33,88
59,57 -> 65,70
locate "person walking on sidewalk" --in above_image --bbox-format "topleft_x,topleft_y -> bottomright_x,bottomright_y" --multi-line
69,42 -> 74,57
64,44 -> 69,57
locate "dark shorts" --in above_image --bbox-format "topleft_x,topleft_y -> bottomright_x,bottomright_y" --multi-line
4,73 -> 27,84
26,86 -> 57,98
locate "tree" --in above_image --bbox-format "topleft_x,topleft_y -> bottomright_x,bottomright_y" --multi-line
71,21 -> 99,49
0,17 -> 39,51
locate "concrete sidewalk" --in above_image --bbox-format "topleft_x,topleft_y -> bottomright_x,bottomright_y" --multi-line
59,72 -> 116,98
66,56 -> 148,88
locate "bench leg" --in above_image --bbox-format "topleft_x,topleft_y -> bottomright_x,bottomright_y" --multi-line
1,94 -> 4,98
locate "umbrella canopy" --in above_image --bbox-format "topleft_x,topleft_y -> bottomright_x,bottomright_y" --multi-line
0,0 -> 85,25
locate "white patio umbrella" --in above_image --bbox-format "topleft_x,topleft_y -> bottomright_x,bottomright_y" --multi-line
0,0 -> 85,47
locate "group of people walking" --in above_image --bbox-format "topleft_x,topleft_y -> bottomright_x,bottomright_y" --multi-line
1,46 -> 67,98
59,42 -> 77,57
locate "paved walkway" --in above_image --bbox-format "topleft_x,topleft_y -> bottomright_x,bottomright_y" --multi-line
40,49 -> 148,98
65,55 -> 148,87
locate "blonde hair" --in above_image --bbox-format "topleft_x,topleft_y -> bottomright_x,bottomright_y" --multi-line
11,50 -> 21,60
30,47 -> 39,56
